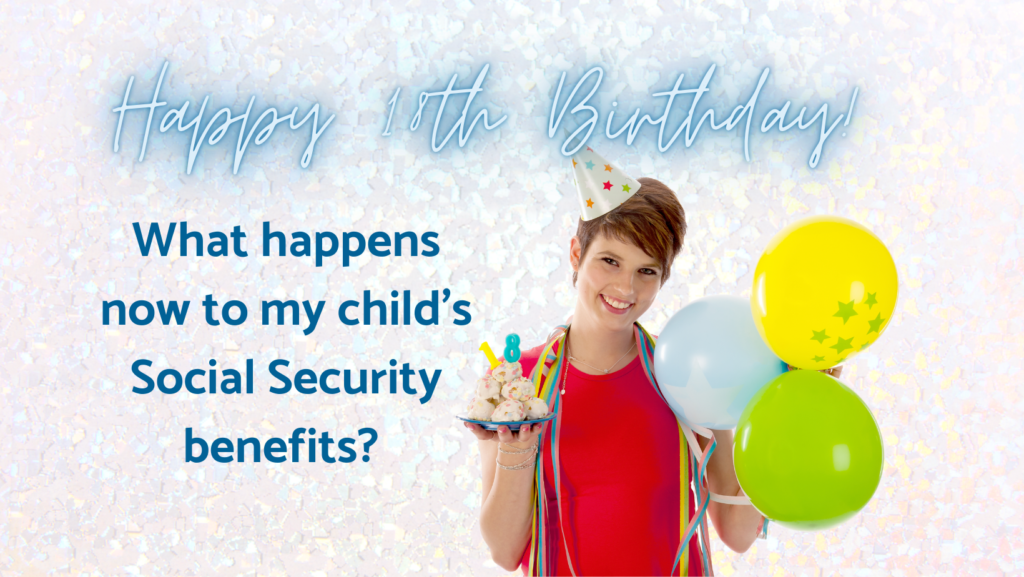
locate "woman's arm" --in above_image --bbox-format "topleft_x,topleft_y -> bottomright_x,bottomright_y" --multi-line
700,366 -> 844,552
466,422 -> 544,571
698,428 -> 765,554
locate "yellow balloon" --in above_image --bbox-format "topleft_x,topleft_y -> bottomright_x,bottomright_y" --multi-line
751,216 -> 898,370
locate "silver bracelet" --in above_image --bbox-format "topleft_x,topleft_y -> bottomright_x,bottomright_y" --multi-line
496,452 -> 537,471
498,442 -> 538,455
495,443 -> 537,470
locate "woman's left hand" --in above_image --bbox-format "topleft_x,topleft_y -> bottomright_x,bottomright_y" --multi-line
702,363 -> 843,552
698,428 -> 764,553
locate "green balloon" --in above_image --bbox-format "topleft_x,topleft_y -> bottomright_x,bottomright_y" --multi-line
733,370 -> 883,530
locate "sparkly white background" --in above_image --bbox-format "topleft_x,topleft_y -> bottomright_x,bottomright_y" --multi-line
2,0 -> 1023,575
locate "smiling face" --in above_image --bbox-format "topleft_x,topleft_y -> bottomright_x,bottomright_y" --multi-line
570,232 -> 663,333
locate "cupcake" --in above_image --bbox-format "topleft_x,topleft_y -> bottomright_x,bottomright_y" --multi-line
476,376 -> 501,401
467,398 -> 496,421
523,397 -> 549,419
491,360 -> 523,384
491,399 -> 525,422
501,377 -> 533,402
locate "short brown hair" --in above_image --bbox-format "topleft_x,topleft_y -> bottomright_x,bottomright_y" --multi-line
573,177 -> 686,286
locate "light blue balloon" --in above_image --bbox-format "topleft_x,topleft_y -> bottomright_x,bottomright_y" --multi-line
653,295 -> 787,429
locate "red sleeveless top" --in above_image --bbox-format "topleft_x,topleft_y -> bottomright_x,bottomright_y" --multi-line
516,343 -> 704,576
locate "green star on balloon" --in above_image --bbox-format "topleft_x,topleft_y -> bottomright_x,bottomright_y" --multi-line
867,313 -> 886,334
831,336 -> 854,354
833,300 -> 858,324
812,355 -> 825,363
863,292 -> 878,309
622,184 -> 631,192
811,329 -> 829,344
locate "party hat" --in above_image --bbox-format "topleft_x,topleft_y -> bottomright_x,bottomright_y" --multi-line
571,146 -> 642,221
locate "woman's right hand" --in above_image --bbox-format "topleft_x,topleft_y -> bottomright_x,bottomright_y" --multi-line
464,422 -> 545,446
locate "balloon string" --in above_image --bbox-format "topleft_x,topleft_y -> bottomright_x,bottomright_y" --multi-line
635,324 -> 716,577
527,330 -> 566,576
549,338 -> 579,577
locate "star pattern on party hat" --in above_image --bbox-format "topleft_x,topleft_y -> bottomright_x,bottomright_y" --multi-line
571,146 -> 642,221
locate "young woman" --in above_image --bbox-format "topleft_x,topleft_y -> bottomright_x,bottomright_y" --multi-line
464,177 -> 767,576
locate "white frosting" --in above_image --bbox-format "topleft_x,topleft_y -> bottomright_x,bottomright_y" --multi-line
466,398 -> 496,420
490,361 -> 523,384
501,377 -> 533,402
523,397 -> 549,419
476,376 -> 501,401
490,399 -> 525,421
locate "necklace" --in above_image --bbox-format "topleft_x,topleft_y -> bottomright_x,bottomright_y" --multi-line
566,339 -> 636,377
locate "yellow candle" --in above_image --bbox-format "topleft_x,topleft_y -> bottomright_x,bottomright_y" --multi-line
478,342 -> 500,370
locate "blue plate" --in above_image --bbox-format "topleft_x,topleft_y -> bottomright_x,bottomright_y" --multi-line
457,413 -> 555,431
